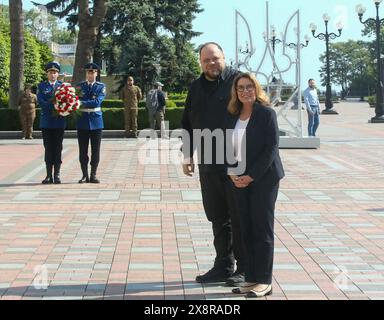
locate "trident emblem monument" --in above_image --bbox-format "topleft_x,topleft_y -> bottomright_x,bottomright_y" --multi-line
235,1 -> 320,148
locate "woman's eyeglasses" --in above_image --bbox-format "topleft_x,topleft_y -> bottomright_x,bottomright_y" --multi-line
236,85 -> 255,93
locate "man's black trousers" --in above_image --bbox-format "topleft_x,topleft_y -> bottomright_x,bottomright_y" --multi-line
199,171 -> 245,273
42,128 -> 64,166
77,129 -> 102,167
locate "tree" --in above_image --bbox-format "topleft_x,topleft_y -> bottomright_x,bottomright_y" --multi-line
1,7 -> 52,101
319,40 -> 374,99
156,38 -> 200,92
41,0 -> 202,91
37,41 -> 54,82
100,0 -> 202,92
25,7 -> 77,44
0,16 -> 10,97
9,0 -> 24,109
0,5 -> 10,21
39,0 -> 108,83
349,41 -> 375,100
0,31 -> 10,101
24,32 -> 42,86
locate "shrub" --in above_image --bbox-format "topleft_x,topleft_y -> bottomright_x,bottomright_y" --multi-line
164,107 -> 184,130
102,99 -> 125,109
367,95 -> 376,105
24,32 -> 42,86
0,31 -> 10,95
0,108 -> 19,130
171,99 -> 186,107
0,107 -> 186,131
166,100 -> 177,109
104,99 -> 183,109
168,92 -> 187,100
0,91 -> 8,108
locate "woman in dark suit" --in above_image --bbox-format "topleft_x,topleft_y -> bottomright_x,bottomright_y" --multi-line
226,72 -> 285,297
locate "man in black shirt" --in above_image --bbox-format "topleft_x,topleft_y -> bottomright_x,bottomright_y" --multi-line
181,42 -> 246,286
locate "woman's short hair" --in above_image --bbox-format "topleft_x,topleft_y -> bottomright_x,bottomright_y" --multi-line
228,72 -> 270,115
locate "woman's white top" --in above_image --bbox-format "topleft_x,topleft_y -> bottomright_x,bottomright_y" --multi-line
232,117 -> 250,162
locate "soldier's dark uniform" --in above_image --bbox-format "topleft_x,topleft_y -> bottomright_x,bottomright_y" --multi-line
76,63 -> 106,183
37,62 -> 65,184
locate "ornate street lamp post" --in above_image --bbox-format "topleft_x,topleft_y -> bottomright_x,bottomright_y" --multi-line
238,42 -> 250,55
286,35 -> 310,49
310,14 -> 343,115
357,1 -> 384,123
263,25 -> 282,54
285,35 -> 310,110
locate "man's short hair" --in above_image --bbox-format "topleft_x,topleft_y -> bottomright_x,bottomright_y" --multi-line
308,78 -> 315,83
198,42 -> 224,56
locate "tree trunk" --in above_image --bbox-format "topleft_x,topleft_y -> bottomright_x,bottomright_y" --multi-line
93,29 -> 103,82
9,0 -> 24,109
72,0 -> 108,84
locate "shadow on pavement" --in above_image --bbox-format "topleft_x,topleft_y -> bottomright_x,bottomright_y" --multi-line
0,182 -> 84,187
366,208 -> 384,212
0,281 -> 246,300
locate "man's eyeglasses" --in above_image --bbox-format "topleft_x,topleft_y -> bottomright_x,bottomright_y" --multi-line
236,85 -> 255,93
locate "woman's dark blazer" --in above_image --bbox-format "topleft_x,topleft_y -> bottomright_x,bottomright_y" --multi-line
225,102 -> 285,186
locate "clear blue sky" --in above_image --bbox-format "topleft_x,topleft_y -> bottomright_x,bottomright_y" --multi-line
23,0 -> 378,91
193,0 -> 377,91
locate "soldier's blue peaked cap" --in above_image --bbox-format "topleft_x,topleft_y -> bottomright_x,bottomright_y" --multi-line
84,62 -> 100,70
46,61 -> 61,72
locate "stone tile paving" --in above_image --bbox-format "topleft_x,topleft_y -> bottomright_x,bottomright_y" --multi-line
0,101 -> 383,300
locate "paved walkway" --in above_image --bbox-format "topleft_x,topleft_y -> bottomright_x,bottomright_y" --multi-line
0,101 -> 383,300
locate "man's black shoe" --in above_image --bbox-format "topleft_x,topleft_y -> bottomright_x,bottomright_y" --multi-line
78,176 -> 90,183
195,267 -> 232,283
90,174 -> 100,184
225,270 -> 245,287
53,164 -> 61,184
41,176 -> 53,184
42,165 -> 53,184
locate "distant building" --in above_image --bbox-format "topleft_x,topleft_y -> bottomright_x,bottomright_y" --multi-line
48,42 -> 76,77
47,42 -> 117,97
48,42 -> 76,58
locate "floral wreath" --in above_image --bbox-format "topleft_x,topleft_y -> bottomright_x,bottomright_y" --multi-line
54,83 -> 80,116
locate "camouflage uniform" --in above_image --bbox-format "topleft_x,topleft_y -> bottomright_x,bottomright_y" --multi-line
121,84 -> 142,136
18,92 -> 37,139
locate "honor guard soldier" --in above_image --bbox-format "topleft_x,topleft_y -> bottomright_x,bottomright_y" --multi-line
76,62 -> 106,183
37,61 -> 65,184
